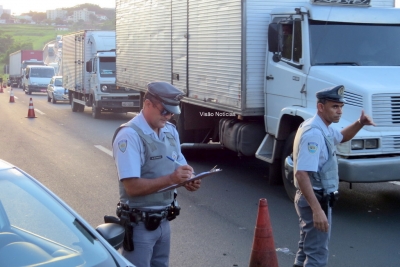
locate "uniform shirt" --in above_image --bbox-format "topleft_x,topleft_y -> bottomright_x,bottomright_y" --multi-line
113,111 -> 187,180
296,114 -> 343,173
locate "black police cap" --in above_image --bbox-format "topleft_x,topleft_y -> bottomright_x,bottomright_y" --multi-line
316,85 -> 346,103
147,82 -> 184,114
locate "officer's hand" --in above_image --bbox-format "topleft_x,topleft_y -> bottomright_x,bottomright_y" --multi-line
170,165 -> 194,184
184,179 -> 201,192
359,110 -> 376,126
313,209 -> 329,233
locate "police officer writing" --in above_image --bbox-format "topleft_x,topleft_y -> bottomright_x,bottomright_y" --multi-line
112,82 -> 201,267
292,85 -> 375,267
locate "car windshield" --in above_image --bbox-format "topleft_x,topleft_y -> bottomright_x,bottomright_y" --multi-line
30,68 -> 55,78
0,168 -> 118,267
54,78 -> 63,86
309,21 -> 400,66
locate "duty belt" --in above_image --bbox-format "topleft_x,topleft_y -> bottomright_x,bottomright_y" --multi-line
128,208 -> 168,223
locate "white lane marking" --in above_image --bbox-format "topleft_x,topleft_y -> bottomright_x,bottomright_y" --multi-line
35,109 -> 45,115
389,181 -> 400,186
95,145 -> 113,157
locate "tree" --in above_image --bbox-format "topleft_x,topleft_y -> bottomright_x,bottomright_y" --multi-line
30,12 -> 47,23
55,18 -> 64,25
1,13 -> 11,20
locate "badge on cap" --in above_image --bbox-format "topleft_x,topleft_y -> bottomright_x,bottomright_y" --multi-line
118,139 -> 128,153
308,142 -> 318,154
337,86 -> 344,96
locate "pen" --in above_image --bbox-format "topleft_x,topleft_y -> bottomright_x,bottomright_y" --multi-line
166,156 -> 196,175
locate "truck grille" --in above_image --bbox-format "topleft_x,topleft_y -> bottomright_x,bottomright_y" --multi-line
344,91 -> 363,108
372,94 -> 400,126
381,135 -> 400,152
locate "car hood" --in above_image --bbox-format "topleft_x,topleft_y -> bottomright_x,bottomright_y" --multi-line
53,86 -> 66,92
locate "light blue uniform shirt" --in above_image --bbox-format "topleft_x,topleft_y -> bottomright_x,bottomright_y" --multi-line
113,111 -> 187,180
296,114 -> 343,173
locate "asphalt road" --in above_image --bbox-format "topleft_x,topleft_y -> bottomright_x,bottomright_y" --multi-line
0,87 -> 399,267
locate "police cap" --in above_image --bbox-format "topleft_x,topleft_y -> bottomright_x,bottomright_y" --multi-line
316,85 -> 346,103
147,81 -> 184,114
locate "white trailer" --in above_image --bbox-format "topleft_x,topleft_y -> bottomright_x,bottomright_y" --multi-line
116,0 -> 400,199
62,30 -> 141,119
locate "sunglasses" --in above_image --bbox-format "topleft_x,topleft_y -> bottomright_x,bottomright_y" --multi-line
152,102 -> 174,116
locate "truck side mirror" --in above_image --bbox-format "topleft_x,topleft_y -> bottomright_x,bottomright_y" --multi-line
86,61 -> 92,73
268,23 -> 281,53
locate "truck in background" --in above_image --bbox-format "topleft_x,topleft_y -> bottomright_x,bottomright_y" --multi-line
47,44 -> 56,57
9,50 -> 44,88
116,0 -> 400,200
23,65 -> 55,95
62,30 -> 141,119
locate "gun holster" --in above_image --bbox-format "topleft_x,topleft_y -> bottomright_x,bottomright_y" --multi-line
115,203 -> 135,252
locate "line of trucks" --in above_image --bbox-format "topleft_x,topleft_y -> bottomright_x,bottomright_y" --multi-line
8,0 -> 400,200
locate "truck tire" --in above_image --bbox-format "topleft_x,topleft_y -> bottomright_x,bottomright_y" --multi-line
281,131 -> 297,201
52,94 -> 57,104
92,101 -> 101,119
71,94 -> 79,112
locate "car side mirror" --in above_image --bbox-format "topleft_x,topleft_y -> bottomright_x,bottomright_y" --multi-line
96,223 -> 125,250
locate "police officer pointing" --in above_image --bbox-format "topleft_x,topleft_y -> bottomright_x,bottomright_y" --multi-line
292,85 -> 375,267
112,82 -> 201,267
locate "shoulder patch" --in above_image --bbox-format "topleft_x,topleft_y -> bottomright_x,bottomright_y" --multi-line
118,139 -> 128,153
308,142 -> 318,154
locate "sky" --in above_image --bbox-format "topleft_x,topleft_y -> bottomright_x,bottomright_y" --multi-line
1,0 -> 115,15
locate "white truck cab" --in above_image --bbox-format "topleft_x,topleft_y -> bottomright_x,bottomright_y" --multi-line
259,0 -> 400,198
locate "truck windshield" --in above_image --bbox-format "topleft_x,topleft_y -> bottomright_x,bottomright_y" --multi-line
30,68 -> 55,78
99,57 -> 116,77
309,20 -> 400,66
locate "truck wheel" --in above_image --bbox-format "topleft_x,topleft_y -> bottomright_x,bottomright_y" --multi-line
281,131 -> 297,201
71,94 -> 79,112
52,94 -> 57,104
92,101 -> 101,119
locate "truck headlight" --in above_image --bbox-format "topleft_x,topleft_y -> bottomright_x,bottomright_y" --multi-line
351,139 -> 379,150
365,139 -> 378,149
101,85 -> 108,92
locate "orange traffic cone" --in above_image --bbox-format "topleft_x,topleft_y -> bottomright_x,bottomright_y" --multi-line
9,88 -> 15,103
26,98 -> 37,118
249,198 -> 279,267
